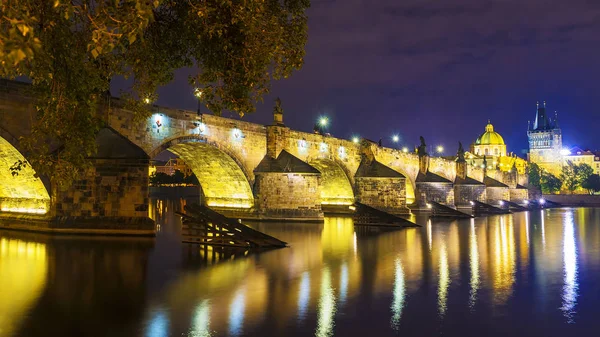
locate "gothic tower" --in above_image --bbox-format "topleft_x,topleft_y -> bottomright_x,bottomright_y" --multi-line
527,101 -> 562,174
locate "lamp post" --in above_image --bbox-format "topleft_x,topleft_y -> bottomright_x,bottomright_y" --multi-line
194,88 -> 203,115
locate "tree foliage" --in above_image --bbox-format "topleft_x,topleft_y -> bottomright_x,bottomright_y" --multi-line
527,162 -> 542,189
541,171 -> 562,194
1,0 -> 309,184
582,174 -> 600,194
560,161 -> 594,193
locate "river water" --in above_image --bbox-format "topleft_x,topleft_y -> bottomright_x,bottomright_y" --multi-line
1,198 -> 600,337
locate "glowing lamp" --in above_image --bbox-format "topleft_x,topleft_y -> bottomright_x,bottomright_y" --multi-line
402,147 -> 409,153
524,200 -> 529,205
539,198 -> 546,205
319,117 -> 329,128
144,97 -> 151,104
469,201 -> 475,206
352,136 -> 360,144
560,149 -> 571,156
436,145 -> 444,153
194,88 -> 203,98
392,135 -> 399,143
499,201 -> 504,206
426,203 -> 432,209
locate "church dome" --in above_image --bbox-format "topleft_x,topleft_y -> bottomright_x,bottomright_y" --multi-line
475,121 -> 505,145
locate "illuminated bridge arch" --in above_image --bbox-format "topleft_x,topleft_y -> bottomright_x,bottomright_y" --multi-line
386,160 -> 417,205
150,136 -> 254,209
0,128 -> 50,214
309,158 -> 355,206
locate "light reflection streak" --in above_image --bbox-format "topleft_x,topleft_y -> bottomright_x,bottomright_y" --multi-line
390,258 -> 406,330
146,309 -> 169,337
438,242 -> 449,317
297,272 -> 310,320
525,212 -> 530,246
339,263 -> 349,306
561,211 -> 578,323
469,219 -> 479,309
541,210 -> 546,249
316,268 -> 336,337
427,220 -> 432,251
228,287 -> 246,336
190,300 -> 211,337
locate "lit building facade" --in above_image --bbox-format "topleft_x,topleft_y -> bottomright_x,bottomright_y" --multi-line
467,121 -> 526,174
527,101 -> 563,175
563,147 -> 600,175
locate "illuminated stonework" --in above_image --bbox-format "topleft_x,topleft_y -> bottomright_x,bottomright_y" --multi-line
0,136 -> 50,214
168,142 -> 254,208
309,159 -> 354,206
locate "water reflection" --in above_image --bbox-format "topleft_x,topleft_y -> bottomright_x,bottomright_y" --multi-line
190,300 -> 211,337
2,204 -> 600,337
390,258 -> 405,330
469,219 -> 480,309
561,210 -> 578,323
0,237 -> 47,337
438,242 -> 449,317
316,267 -> 336,337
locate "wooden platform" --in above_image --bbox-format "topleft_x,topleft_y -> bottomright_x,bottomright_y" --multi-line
351,203 -> 419,227
177,204 -> 287,249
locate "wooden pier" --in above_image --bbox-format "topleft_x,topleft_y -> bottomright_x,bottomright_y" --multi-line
178,204 -> 287,249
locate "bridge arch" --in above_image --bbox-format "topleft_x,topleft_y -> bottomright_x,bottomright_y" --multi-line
385,160 -> 417,205
0,129 -> 50,214
308,158 -> 355,206
150,136 -> 254,209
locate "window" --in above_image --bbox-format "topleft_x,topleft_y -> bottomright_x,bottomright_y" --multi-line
494,148 -> 499,156
485,149 -> 489,155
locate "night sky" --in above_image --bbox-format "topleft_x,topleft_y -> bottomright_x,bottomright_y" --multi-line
113,0 -> 600,157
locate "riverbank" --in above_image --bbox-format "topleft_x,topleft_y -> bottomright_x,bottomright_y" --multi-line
543,194 -> 600,207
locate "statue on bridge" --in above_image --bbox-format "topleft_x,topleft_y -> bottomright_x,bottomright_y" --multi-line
417,136 -> 428,157
273,97 -> 284,125
456,142 -> 466,162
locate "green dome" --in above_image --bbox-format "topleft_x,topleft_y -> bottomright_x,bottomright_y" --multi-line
475,122 -> 505,145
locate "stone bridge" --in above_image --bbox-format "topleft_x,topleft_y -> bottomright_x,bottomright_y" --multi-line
0,80 -> 528,232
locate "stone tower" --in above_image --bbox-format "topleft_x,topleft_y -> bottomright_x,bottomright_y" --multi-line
527,101 -> 562,175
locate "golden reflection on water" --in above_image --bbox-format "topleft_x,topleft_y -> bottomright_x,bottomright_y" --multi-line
492,216 -> 516,304
437,241 -> 450,317
0,238 -> 47,337
316,267 -> 336,337
469,219 -> 480,309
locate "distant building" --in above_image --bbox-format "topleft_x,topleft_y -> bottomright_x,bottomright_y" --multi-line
563,147 -> 600,175
150,158 -> 193,177
467,120 -> 526,174
527,101 -> 563,175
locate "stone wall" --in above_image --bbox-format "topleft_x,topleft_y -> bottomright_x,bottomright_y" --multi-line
486,187 -> 510,202
355,177 -> 409,215
415,182 -> 455,206
509,188 -> 529,202
52,158 -> 150,220
454,185 -> 487,207
254,172 -> 323,220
